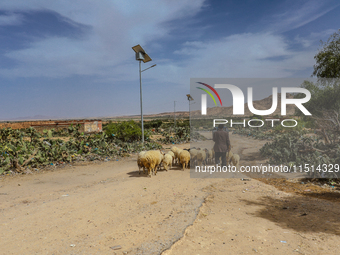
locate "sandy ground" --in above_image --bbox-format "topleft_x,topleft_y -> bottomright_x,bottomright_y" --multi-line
1,134 -> 340,255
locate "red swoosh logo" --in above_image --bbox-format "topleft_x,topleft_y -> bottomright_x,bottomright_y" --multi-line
197,82 -> 223,106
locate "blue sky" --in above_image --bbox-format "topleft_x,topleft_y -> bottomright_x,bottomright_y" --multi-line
0,0 -> 339,120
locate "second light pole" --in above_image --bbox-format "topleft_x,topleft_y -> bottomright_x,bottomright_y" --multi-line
186,94 -> 194,127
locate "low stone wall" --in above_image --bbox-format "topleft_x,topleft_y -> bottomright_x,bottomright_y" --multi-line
0,119 -> 102,133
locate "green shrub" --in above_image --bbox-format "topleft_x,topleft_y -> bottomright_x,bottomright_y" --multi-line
260,132 -> 340,178
273,119 -> 307,134
104,120 -> 149,142
177,120 -> 190,127
144,120 -> 163,130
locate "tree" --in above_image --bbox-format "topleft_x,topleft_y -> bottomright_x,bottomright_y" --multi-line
298,80 -> 340,116
298,30 -> 340,116
295,31 -> 340,146
313,29 -> 340,78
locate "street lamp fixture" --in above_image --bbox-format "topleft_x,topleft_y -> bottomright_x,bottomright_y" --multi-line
132,44 -> 156,144
186,94 -> 194,101
142,64 -> 157,72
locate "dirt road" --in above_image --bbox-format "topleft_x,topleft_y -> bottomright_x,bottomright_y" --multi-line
1,134 -> 340,254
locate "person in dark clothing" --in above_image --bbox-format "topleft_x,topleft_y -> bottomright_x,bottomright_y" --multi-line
213,124 -> 231,167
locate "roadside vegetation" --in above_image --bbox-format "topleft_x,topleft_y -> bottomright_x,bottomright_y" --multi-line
259,30 -> 340,179
0,118 -> 202,175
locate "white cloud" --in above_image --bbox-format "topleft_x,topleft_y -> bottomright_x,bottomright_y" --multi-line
0,0 -> 206,78
0,1 -> 328,86
293,28 -> 338,50
310,28 -> 339,41
259,0 -> 339,33
0,0 -> 206,42
0,1 -> 337,118
151,32 -> 315,88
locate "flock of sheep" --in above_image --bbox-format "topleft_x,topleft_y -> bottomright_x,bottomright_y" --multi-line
137,146 -> 240,177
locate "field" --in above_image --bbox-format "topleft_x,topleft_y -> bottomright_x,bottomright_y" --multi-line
1,127 -> 340,254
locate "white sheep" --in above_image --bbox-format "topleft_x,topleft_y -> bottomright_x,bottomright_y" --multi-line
190,149 -> 198,167
230,153 -> 240,169
204,149 -> 212,164
162,153 -> 173,171
171,146 -> 180,165
167,151 -> 175,165
207,149 -> 214,164
196,149 -> 206,166
176,149 -> 183,162
140,150 -> 164,177
179,150 -> 190,170
226,150 -> 233,165
157,150 -> 165,173
171,146 -> 179,155
137,151 -> 147,175
173,148 -> 183,165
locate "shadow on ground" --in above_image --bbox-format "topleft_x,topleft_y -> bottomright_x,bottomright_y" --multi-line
126,171 -> 149,178
126,166 -> 185,178
259,178 -> 340,202
241,194 -> 340,236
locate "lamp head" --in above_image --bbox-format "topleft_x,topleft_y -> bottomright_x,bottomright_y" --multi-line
186,94 -> 194,101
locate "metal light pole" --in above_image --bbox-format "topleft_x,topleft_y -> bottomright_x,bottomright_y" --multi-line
139,60 -> 143,143
186,94 -> 194,128
132,45 -> 155,144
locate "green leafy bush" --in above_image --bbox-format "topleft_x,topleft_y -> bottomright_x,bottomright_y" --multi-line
260,132 -> 340,178
144,120 -> 163,130
273,119 -> 307,134
0,126 -> 161,175
104,120 -> 149,142
176,120 -> 190,127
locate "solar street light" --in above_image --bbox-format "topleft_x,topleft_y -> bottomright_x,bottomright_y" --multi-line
132,44 -> 155,143
187,94 -> 194,128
